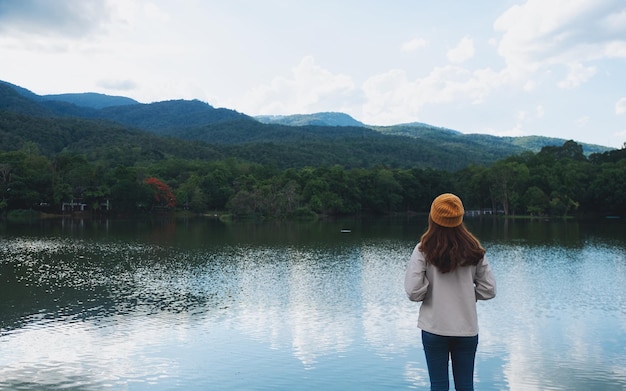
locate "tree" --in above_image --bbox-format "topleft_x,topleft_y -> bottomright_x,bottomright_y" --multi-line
523,186 -> 549,216
144,177 -> 177,209
487,161 -> 529,215
588,161 -> 626,215
108,166 -> 151,212
538,140 -> 585,161
456,165 -> 490,212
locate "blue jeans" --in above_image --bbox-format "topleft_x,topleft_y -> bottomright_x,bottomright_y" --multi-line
421,330 -> 478,391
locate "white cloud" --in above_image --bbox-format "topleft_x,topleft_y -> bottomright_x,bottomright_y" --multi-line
238,56 -> 356,115
488,110 -> 532,137
482,105 -> 551,138
494,0 -> 626,72
1,0 -> 625,148
401,37 -> 428,52
447,36 -> 475,64
558,63 -> 596,88
603,7 -> 626,34
604,41 -> 626,57
616,97 -> 626,114
361,65 -> 508,125
361,69 -> 413,124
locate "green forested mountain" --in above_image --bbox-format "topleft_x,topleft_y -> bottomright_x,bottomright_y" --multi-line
1,80 -> 138,109
43,92 -> 139,109
0,82 -> 55,117
255,112 -> 365,127
255,111 -> 611,156
0,79 -> 614,171
1,80 -> 624,219
0,80 -> 521,170
97,99 -> 253,134
1,81 -> 251,133
0,110 -> 224,161
0,110 -> 511,171
375,124 -> 611,156
507,135 -> 608,153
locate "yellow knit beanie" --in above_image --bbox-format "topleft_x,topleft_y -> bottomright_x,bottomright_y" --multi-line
430,193 -> 464,227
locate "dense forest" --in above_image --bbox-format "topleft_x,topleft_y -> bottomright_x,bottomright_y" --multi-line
1,80 -> 624,220
1,139 -> 624,219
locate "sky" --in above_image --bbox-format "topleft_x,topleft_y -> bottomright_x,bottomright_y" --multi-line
0,0 -> 625,148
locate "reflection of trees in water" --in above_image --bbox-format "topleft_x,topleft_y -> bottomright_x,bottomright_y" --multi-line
465,217 -> 626,248
0,238 -> 238,332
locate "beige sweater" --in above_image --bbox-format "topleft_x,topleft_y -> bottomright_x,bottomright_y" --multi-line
404,243 -> 496,336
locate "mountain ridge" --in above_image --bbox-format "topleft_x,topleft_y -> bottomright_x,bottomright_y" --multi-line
43,92 -> 139,109
0,79 -> 613,171
255,112 -> 365,127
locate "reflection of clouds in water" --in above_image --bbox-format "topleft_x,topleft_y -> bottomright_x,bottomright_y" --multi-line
2,233 -> 624,389
286,248 -> 356,366
482,243 -> 626,390
404,361 -> 430,389
0,312 -> 183,389
359,242 -> 419,354
231,241 -> 428,381
479,244 -> 536,389
358,241 -> 429,386
231,242 -> 424,370
233,246 -> 357,367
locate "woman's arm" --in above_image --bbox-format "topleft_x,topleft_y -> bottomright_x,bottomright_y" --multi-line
405,245 -> 430,302
474,255 -> 496,300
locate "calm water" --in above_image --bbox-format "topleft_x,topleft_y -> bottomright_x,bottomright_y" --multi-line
0,217 -> 625,390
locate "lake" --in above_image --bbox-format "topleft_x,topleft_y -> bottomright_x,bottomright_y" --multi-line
1,216 -> 625,390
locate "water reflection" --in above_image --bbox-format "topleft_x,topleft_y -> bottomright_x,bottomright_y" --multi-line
0,217 -> 625,390
479,241 -> 626,391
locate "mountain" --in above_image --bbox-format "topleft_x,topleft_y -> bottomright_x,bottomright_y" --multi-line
97,99 -> 254,134
0,80 -> 41,101
0,80 -> 138,109
0,81 -> 252,133
0,79 -> 614,171
255,110 -> 611,156
374,123 -> 610,156
0,82 -> 55,116
42,92 -> 138,109
255,112 -> 365,127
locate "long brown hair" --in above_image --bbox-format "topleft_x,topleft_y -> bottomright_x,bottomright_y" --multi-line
419,217 -> 485,273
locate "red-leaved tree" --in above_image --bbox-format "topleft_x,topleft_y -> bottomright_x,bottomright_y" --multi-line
144,177 -> 177,209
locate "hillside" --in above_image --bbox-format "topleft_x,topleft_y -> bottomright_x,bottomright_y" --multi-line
0,80 -> 252,133
375,124 -> 610,156
255,110 -> 610,155
0,110 -> 225,162
0,79 -> 614,171
256,112 -> 365,127
0,109 -> 512,170
96,99 -> 254,134
43,92 -> 139,109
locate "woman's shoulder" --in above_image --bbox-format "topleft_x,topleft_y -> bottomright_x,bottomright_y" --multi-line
410,243 -> 426,259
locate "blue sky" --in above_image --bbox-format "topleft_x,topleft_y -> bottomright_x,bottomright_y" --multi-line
0,0 -> 625,148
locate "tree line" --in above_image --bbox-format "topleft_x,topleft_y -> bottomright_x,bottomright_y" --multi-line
1,140 -> 624,219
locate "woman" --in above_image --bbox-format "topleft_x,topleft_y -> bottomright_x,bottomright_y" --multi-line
405,193 -> 496,391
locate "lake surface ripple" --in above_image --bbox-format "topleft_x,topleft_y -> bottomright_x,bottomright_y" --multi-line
0,218 -> 625,390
